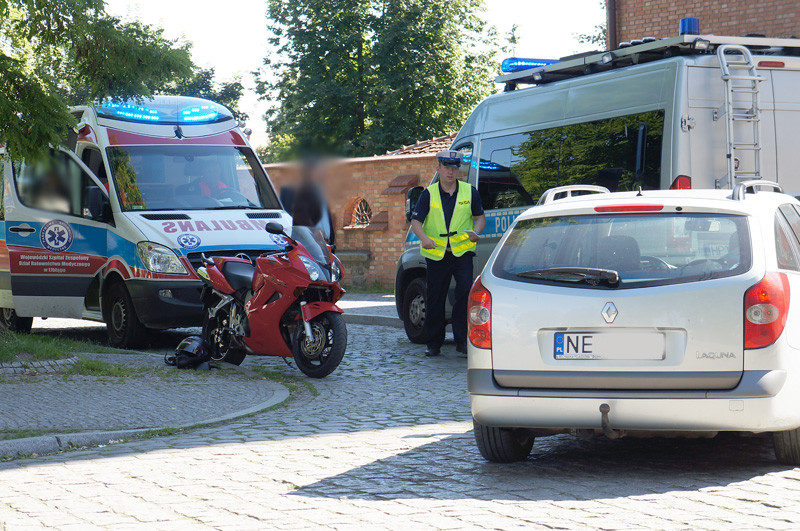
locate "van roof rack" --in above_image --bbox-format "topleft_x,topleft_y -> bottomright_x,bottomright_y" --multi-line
537,185 -> 610,206
497,34 -> 800,90
732,180 -> 783,200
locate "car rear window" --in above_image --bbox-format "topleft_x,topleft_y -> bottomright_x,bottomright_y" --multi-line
493,213 -> 751,289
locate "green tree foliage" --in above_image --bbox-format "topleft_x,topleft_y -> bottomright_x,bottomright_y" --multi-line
257,0 -> 497,160
161,67 -> 248,121
575,1 -> 607,49
0,0 -> 192,162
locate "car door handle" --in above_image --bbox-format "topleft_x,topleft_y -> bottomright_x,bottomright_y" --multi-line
9,226 -> 36,234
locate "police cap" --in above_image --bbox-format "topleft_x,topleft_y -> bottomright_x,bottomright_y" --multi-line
437,150 -> 462,168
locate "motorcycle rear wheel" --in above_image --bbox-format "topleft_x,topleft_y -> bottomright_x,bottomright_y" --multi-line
293,312 -> 347,378
202,307 -> 247,366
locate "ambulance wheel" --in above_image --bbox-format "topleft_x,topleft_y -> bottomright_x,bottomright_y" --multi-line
402,277 -> 428,344
0,308 -> 33,333
105,282 -> 145,348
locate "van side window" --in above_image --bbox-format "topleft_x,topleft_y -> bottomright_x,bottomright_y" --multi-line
455,144 -> 472,183
775,213 -> 800,271
16,150 -> 101,219
478,110 -> 664,206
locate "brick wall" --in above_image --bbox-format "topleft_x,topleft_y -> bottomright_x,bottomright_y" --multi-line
265,154 -> 438,289
615,0 -> 799,43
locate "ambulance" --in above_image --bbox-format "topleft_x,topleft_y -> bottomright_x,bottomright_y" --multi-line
0,96 -> 291,346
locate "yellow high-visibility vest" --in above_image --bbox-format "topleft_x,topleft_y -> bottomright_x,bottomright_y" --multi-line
420,180 -> 476,260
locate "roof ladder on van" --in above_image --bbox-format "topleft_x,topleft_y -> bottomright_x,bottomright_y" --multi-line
714,45 -> 766,188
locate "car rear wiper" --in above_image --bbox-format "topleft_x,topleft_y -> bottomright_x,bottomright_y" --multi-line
517,267 -> 620,286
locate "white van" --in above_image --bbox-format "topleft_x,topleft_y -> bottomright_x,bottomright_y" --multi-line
395,32 -> 800,344
0,96 -> 291,346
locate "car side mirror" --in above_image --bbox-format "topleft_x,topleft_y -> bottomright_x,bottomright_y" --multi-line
87,186 -> 112,222
406,186 -> 424,222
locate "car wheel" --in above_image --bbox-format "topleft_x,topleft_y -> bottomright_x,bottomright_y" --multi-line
402,277 -> 428,344
473,419 -> 535,463
0,308 -> 33,333
773,429 -> 800,465
105,282 -> 146,348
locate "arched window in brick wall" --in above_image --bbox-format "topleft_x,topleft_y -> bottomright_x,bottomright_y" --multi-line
350,198 -> 373,227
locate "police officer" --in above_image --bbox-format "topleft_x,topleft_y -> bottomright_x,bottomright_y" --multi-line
410,150 -> 485,356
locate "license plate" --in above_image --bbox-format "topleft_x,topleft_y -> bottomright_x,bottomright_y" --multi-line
554,332 -> 665,360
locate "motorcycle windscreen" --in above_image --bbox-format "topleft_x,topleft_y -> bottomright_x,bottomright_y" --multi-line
291,226 -> 330,265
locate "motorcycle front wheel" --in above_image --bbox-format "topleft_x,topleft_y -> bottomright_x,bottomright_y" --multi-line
292,312 -> 347,378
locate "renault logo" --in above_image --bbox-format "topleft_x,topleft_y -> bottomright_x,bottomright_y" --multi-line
602,302 -> 618,323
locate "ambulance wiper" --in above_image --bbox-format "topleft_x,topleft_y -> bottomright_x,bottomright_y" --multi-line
208,205 -> 263,210
517,267 -> 620,287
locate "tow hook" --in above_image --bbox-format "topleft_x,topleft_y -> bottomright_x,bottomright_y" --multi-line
599,403 -> 620,440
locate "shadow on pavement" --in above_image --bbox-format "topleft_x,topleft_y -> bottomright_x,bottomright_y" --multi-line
30,322 -> 200,354
292,431 -> 789,501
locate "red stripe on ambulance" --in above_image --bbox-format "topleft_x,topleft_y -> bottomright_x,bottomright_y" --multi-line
107,129 -> 245,146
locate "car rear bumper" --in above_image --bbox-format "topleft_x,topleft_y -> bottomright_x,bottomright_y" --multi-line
469,368 -> 799,433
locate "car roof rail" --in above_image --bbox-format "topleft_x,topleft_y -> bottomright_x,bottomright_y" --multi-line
537,185 -> 610,206
732,180 -> 783,200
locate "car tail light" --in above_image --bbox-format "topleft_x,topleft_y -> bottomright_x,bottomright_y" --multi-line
744,272 -> 790,349
468,276 -> 492,349
670,175 -> 692,190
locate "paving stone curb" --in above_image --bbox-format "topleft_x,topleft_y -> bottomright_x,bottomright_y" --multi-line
0,373 -> 291,459
0,355 -> 78,375
343,313 -> 403,328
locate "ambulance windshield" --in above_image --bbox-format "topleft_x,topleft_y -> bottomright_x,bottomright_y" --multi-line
106,146 -> 281,211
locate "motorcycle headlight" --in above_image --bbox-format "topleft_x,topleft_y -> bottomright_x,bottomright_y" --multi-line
330,258 -> 343,282
299,255 -> 323,281
137,242 -> 188,275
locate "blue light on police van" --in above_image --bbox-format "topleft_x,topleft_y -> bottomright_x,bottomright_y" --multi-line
461,154 -> 504,171
180,105 -> 220,123
501,57 -> 558,73
680,17 -> 700,35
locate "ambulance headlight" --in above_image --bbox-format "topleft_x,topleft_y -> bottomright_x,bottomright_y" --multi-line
299,256 -> 323,281
137,242 -> 188,275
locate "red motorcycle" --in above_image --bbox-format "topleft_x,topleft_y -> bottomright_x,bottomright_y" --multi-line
197,223 -> 347,378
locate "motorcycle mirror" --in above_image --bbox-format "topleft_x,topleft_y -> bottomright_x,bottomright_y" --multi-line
265,222 -> 284,235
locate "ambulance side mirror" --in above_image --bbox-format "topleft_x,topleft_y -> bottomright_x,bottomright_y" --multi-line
406,186 -> 424,223
87,186 -> 112,223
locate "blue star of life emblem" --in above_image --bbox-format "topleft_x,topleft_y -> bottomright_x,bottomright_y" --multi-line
177,233 -> 201,250
40,220 -> 73,253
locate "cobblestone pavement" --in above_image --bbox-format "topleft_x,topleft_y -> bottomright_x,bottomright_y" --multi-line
2,322 -> 800,529
0,352 -> 284,432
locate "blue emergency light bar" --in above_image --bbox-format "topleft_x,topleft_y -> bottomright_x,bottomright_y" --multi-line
461,154 -> 505,171
96,96 -> 233,125
500,57 -> 559,73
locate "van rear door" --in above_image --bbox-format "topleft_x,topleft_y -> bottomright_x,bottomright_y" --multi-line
6,149 -> 110,318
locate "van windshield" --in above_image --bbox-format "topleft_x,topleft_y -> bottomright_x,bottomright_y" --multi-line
106,145 -> 281,211
493,213 -> 751,289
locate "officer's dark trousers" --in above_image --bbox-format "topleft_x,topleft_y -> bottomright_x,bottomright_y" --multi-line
425,252 -> 474,349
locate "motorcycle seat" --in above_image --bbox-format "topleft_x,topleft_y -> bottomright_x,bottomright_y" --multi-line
221,261 -> 256,291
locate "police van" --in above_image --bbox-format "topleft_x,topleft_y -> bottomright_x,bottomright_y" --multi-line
395,29 -> 800,343
0,96 -> 291,346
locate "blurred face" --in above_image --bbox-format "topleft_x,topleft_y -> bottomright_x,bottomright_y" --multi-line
438,162 -> 460,185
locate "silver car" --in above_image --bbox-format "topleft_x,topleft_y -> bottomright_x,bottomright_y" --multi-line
468,183 -> 800,464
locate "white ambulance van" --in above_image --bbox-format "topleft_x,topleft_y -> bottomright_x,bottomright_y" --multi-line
396,31 -> 800,343
0,96 -> 291,346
